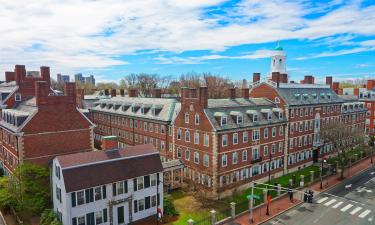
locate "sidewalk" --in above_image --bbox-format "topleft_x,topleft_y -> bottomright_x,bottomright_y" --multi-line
231,157 -> 374,225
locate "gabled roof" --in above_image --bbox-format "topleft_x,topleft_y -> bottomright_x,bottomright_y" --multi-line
57,144 -> 163,192
90,96 -> 180,122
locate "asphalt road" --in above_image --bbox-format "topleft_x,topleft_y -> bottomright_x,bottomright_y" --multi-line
262,165 -> 375,225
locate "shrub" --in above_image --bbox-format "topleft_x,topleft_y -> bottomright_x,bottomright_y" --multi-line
40,209 -> 62,225
163,195 -> 178,217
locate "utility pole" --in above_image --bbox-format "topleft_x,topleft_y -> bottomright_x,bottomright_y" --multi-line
320,158 -> 326,189
249,182 -> 254,223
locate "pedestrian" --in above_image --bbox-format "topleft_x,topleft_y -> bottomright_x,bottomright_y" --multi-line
288,188 -> 294,203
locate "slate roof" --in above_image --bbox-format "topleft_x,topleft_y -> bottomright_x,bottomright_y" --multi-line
0,81 -> 18,107
204,98 -> 286,131
57,144 -> 163,192
0,97 -> 37,132
276,83 -> 343,106
90,96 -> 180,122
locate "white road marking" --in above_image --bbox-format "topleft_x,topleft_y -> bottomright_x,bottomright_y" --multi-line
341,204 -> 353,212
332,201 -> 343,209
358,209 -> 371,218
317,197 -> 328,204
324,199 -> 337,206
345,184 -> 352,188
350,207 -> 362,215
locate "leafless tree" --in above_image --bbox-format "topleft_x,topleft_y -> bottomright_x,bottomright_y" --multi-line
320,118 -> 365,179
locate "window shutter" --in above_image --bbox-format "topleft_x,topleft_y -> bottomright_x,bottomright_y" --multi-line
157,193 -> 160,206
85,189 -> 90,203
145,196 -> 150,209
134,200 -> 138,213
133,179 -> 137,191
89,188 -> 94,203
144,175 -> 150,188
71,192 -> 76,207
86,212 -> 95,225
103,208 -> 108,222
124,181 -> 128,193
112,183 -> 117,196
102,185 -> 106,199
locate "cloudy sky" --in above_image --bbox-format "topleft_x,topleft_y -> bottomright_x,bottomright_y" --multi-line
0,0 -> 374,83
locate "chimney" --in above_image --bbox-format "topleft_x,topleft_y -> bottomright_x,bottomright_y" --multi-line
111,89 -> 116,97
189,88 -> 197,98
101,136 -> 118,150
354,88 -> 359,97
128,88 -> 138,97
241,88 -> 249,99
5,72 -> 15,82
367,80 -> 375,91
64,82 -> 77,98
120,89 -> 125,96
77,89 -> 84,97
271,72 -> 280,87
104,89 -> 109,96
35,81 -> 50,105
15,65 -> 26,84
332,82 -> 340,94
181,87 -> 189,104
199,86 -> 208,108
153,88 -> 162,98
326,76 -> 333,88
279,73 -> 288,83
304,75 -> 314,84
253,73 -> 261,83
229,87 -> 236,99
40,66 -> 50,82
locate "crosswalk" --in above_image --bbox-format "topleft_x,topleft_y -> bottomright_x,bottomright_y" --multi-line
316,196 -> 374,222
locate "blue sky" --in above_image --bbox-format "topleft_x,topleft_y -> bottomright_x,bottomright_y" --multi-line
0,0 -> 374,83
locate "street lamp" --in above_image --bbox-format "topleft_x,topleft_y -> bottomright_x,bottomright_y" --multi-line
320,157 -> 327,189
371,140 -> 374,164
266,152 -> 272,216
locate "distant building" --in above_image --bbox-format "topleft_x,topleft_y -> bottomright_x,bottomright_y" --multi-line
75,73 -> 95,85
0,65 -> 94,175
85,75 -> 96,85
26,71 -> 40,77
52,142 -> 163,225
57,73 -> 70,83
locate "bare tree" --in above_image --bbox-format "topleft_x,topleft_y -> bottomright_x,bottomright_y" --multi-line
320,119 -> 365,179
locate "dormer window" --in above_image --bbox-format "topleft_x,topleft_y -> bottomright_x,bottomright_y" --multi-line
267,112 -> 272,120
221,116 -> 227,126
303,93 -> 308,100
253,114 -> 258,122
312,93 -> 317,99
237,115 -> 243,124
294,94 -> 301,100
327,93 -> 331,99
279,112 -> 283,119
275,97 -> 280,103
320,93 -> 325,99
15,93 -> 21,102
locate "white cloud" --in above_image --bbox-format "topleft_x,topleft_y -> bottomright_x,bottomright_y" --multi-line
0,0 -> 375,77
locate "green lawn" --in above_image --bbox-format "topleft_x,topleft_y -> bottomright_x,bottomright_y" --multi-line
169,165 -> 324,224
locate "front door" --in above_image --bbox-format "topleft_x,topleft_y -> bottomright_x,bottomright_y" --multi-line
116,203 -> 129,225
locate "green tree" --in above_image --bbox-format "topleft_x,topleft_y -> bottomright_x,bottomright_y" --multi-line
14,163 -> 51,214
40,209 -> 62,225
0,176 -> 17,210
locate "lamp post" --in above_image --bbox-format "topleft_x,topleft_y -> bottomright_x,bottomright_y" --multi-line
320,158 -> 327,189
371,140 -> 374,164
266,152 -> 272,216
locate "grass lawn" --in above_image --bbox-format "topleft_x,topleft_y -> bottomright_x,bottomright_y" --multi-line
169,165 -> 324,224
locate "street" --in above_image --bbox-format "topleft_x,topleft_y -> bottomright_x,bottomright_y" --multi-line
263,165 -> 375,225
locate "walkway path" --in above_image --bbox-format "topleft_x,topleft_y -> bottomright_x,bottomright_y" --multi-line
231,157 -> 375,225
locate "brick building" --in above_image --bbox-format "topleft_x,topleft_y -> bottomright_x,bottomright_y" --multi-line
173,87 -> 287,197
0,65 -> 94,175
89,89 -> 180,162
249,73 -> 367,174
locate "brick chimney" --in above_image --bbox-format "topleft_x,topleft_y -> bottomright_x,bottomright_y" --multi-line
64,82 -> 77,98
279,73 -> 288,83
326,76 -> 333,88
199,86 -> 208,108
15,65 -> 26,84
128,88 -> 138,97
271,72 -> 280,87
5,72 -> 15,82
367,80 -> 375,91
111,89 -> 116,97
104,89 -> 109,96
153,88 -> 162,98
229,88 -> 236,99
189,88 -> 197,98
241,88 -> 249,99
101,136 -> 118,150
304,75 -> 314,84
120,89 -> 125,96
332,82 -> 340,94
35,81 -> 50,105
354,88 -> 359,97
40,66 -> 51,86
253,73 -> 261,83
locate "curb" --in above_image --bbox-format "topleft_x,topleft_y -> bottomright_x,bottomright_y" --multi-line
0,210 -> 7,225
258,158 -> 374,225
